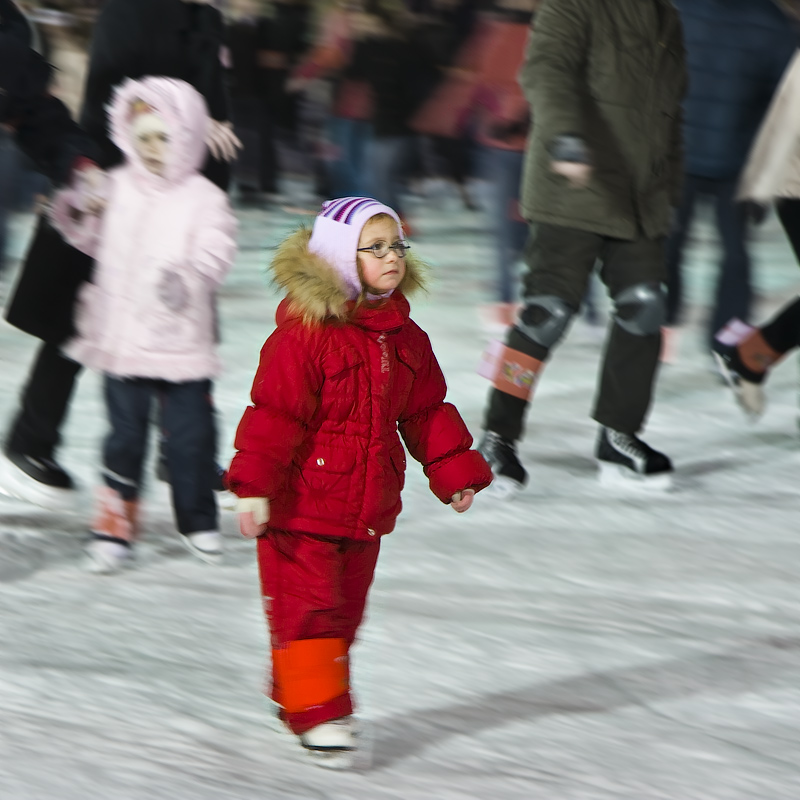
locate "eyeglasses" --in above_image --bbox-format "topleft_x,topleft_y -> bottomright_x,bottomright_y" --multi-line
356,240 -> 411,259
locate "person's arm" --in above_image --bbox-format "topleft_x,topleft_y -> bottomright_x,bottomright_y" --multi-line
189,3 -> 230,122
521,0 -> 591,177
227,326 -> 323,501
13,80 -> 100,185
190,191 -> 238,285
397,328 -> 493,504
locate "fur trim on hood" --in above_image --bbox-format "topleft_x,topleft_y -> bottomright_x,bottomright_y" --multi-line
271,227 -> 428,324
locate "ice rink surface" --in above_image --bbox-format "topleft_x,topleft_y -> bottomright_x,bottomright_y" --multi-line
1,191 -> 800,799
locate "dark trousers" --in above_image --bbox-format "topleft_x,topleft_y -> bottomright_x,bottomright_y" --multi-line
366,135 -> 412,216
7,342 -> 82,459
103,376 -> 218,535
325,117 -> 373,199
485,223 -> 666,440
665,175 -> 750,342
0,128 -> 15,273
483,147 -> 528,304
758,199 -> 800,354
231,96 -> 276,193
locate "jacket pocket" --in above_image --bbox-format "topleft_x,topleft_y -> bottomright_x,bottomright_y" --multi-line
395,343 -> 421,374
142,268 -> 199,353
297,445 -> 357,492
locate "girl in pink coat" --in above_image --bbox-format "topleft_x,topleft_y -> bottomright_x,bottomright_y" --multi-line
227,196 -> 492,767
56,76 -> 238,573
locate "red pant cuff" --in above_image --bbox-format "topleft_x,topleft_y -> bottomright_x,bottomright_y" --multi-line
280,692 -> 354,735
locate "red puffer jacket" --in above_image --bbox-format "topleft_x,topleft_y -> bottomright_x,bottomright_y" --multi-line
227,229 -> 492,541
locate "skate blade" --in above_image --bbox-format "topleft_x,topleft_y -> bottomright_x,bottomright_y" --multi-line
0,457 -> 78,512
303,724 -> 372,771
597,462 -> 673,492
179,534 -> 223,565
302,746 -> 357,770
711,351 -> 763,421
484,475 -> 525,500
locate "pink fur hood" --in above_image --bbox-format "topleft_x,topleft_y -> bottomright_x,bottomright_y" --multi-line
64,77 -> 237,382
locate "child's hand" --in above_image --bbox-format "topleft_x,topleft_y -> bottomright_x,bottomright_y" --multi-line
236,497 -> 270,538
78,165 -> 107,214
450,489 -> 475,513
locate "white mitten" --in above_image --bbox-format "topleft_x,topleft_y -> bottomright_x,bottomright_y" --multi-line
236,497 -> 270,525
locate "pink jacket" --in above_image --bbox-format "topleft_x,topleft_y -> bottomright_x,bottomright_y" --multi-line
64,77 -> 237,382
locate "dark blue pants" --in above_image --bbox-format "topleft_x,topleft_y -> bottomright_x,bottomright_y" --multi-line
482,147 -> 528,303
665,174 -> 750,343
325,117 -> 373,199
103,376 -> 218,535
365,135 -> 412,216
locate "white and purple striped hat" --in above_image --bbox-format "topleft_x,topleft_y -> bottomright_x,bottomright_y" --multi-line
309,197 -> 403,299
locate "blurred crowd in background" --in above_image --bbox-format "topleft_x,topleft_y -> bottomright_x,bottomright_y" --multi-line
3,0 -> 800,324
0,0 -> 540,320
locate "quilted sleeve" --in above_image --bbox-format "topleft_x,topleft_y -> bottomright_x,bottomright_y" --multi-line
398,330 -> 492,503
227,325 -> 323,499
191,189 -> 238,285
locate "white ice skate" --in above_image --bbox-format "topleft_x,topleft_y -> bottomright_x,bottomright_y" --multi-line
299,717 -> 357,768
179,530 -> 223,564
269,709 -> 371,771
85,536 -> 133,574
712,351 -> 766,419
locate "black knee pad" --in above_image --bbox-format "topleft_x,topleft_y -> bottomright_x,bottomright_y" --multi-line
612,282 -> 665,336
517,295 -> 575,348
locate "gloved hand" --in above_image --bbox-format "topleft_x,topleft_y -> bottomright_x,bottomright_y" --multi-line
551,160 -> 593,188
206,120 -> 243,162
451,489 -> 475,513
237,497 -> 270,538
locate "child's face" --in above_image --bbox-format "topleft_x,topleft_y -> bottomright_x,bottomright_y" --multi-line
131,112 -> 169,176
357,217 -> 406,295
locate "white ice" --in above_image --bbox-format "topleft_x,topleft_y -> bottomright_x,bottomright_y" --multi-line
1,190 -> 800,799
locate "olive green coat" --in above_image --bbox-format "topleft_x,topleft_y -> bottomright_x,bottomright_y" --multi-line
520,0 -> 688,240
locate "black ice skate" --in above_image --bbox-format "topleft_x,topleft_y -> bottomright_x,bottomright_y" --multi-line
711,346 -> 766,420
0,443 -> 76,509
478,431 -> 528,497
596,427 -> 673,491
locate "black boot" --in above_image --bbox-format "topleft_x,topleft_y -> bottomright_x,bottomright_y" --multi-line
478,430 -> 528,494
1,442 -> 76,508
596,426 -> 672,489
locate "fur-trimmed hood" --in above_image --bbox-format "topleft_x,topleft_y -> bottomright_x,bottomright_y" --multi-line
270,227 -> 428,325
109,76 -> 210,186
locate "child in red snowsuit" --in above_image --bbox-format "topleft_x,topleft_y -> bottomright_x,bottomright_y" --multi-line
227,196 -> 492,763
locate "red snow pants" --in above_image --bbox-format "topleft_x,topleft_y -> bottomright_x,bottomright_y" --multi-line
257,529 -> 381,735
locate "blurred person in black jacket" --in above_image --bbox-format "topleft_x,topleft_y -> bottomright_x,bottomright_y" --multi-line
2,0 -> 239,506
